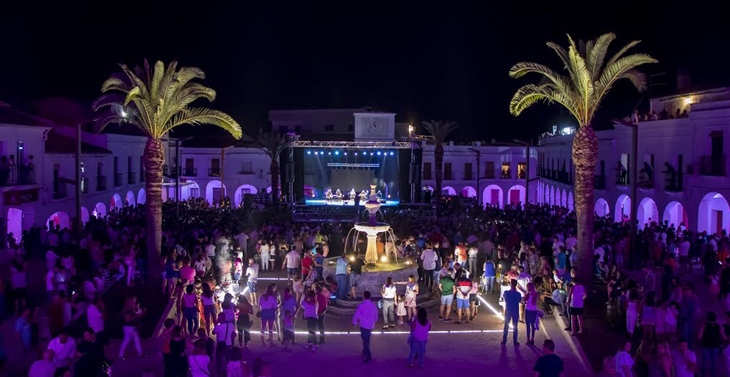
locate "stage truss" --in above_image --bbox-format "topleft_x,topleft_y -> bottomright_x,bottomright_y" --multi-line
291,140 -> 412,149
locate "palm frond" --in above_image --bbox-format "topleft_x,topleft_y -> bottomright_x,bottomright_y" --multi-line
254,132 -> 291,160
592,53 -> 658,119
586,33 -> 615,81
566,44 -> 593,124
164,107 -> 242,139
421,120 -> 458,142
604,40 -> 642,70
546,42 -> 570,69
509,83 -> 579,121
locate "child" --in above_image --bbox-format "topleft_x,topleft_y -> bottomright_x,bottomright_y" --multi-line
292,275 -> 303,303
396,294 -> 407,325
233,258 -> 243,282
282,310 -> 295,352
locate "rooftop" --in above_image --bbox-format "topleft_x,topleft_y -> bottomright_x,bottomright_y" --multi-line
45,130 -> 112,154
0,103 -> 53,128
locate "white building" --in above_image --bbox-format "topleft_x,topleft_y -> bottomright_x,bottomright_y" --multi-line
536,87 -> 730,234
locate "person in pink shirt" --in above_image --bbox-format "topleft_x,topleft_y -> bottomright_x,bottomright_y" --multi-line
179,257 -> 196,285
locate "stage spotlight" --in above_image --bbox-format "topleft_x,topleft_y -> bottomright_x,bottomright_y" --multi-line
334,151 -> 339,155
328,152 -> 331,155
377,151 -> 381,155
390,151 -> 394,155
344,152 -> 347,156
354,153 -> 358,156
307,151 -> 311,155
370,152 -> 374,155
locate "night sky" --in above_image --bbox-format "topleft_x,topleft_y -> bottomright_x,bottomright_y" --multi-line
1,1 -> 728,141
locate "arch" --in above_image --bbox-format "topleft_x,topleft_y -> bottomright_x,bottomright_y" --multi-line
698,192 -> 730,235
442,186 -> 457,196
482,184 -> 504,208
81,207 -> 90,225
461,186 -> 477,198
550,186 -> 557,206
614,194 -> 631,223
595,198 -> 610,217
234,184 -> 259,208
663,201 -> 689,229
206,180 -> 227,205
125,191 -> 136,207
46,211 -> 70,230
111,193 -> 122,210
93,202 -> 107,218
543,184 -> 549,205
181,181 -> 200,200
567,192 -> 574,211
637,197 -> 659,227
561,189 -> 567,207
137,188 -> 146,204
507,184 -> 526,206
7,208 -> 23,242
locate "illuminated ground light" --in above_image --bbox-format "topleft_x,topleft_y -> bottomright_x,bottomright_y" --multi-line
292,329 -> 503,336
477,293 -> 513,330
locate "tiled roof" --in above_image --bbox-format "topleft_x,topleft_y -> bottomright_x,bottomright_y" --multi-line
45,130 -> 112,155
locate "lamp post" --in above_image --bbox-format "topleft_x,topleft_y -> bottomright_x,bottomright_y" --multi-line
613,119 -> 639,256
512,139 -> 533,204
468,148 -> 481,206
174,136 -> 194,217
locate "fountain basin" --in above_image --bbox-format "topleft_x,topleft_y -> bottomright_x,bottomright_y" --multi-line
323,257 -> 418,299
353,222 -> 391,234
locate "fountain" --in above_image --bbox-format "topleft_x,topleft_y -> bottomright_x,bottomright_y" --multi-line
324,185 -> 417,298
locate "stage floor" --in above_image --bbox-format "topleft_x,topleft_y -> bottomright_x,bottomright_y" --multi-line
304,199 -> 400,206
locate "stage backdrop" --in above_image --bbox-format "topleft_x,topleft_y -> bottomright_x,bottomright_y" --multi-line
330,169 -> 375,193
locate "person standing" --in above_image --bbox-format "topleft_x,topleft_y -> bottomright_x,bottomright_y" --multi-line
439,269 -> 456,322
245,257 -> 259,305
283,246 -> 301,283
407,307 -> 432,369
315,286 -> 328,345
567,278 -> 586,335
352,291 -> 378,363
335,254 -> 349,300
524,282 -> 539,345
420,245 -> 438,291
698,311 -> 725,377
502,279 -> 521,346
533,339 -> 564,377
301,291 -> 319,351
672,340 -> 696,377
118,299 -> 145,360
381,277 -> 397,328
348,254 -> 365,300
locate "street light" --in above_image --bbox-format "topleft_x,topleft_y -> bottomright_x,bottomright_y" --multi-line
512,139 -> 534,205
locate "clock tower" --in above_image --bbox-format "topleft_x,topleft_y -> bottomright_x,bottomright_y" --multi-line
353,112 -> 396,141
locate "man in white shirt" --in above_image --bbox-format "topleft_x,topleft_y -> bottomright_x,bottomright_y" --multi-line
29,349 -> 56,377
47,330 -> 76,368
245,258 -> 259,304
420,246 -> 438,290
352,290 -> 378,363
282,247 -> 301,281
235,231 -> 249,256
205,242 -> 216,260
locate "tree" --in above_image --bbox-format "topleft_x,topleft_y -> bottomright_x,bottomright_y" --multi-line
254,132 -> 291,207
93,60 -> 242,284
421,120 -> 458,213
508,33 -> 656,282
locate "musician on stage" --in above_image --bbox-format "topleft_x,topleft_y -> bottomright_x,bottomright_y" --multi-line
334,189 -> 343,200
325,188 -> 333,201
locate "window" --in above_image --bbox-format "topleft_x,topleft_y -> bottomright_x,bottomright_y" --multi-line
485,161 -> 495,179
324,124 -> 334,132
210,158 -> 220,176
240,161 -> 253,174
464,162 -> 473,180
113,156 -> 118,175
517,162 -> 526,179
501,163 -> 511,179
278,125 -> 288,133
127,156 -> 133,173
423,162 -> 432,180
444,163 -> 453,180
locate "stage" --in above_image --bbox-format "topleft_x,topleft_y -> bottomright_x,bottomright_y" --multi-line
304,199 -> 401,207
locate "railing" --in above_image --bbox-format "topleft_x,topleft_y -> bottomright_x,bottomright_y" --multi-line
517,170 -> 526,179
209,167 -> 221,177
114,173 -> 122,187
127,172 -> 136,184
0,166 -> 36,187
181,167 -> 198,176
595,175 -> 606,190
615,169 -> 629,185
638,170 -> 654,188
663,170 -> 682,192
700,155 -> 726,176
557,171 -> 572,184
97,176 -> 107,191
501,169 -> 511,179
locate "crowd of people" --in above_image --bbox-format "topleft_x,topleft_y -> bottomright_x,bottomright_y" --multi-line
2,194 -> 730,376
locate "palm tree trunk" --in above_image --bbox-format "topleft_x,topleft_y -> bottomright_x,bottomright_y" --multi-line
144,137 -> 165,287
270,160 -> 280,207
434,143 -> 444,214
572,125 -> 598,284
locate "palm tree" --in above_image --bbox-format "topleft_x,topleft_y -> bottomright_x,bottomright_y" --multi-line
509,33 -> 656,282
254,132 -> 291,207
93,60 -> 242,283
421,120 -> 458,213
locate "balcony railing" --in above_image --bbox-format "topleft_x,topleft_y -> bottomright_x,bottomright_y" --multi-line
615,169 -> 629,185
209,167 -> 221,177
663,170 -> 682,192
517,170 -> 526,179
0,166 -> 36,187
97,176 -> 107,191
53,183 -> 68,199
638,170 -> 655,189
127,172 -> 136,185
114,173 -> 122,187
501,169 -> 511,179
557,171 -> 572,184
700,155 -> 726,176
595,175 -> 606,190
538,168 -> 572,184
181,167 -> 198,176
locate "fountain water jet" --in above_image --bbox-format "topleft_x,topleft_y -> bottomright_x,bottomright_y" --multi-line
355,185 -> 392,265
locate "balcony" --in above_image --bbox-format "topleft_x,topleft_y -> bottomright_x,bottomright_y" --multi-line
483,171 -> 495,179
444,172 -> 454,180
700,155 -> 726,176
595,175 -> 606,190
0,167 -> 36,187
96,176 -> 107,191
501,169 -> 512,179
556,171 -> 572,184
615,169 -> 629,185
638,170 -> 655,189
114,173 -> 122,187
181,167 -> 198,176
127,172 -> 136,185
663,170 -> 682,192
517,170 -> 526,179
53,183 -> 68,199
208,167 -> 221,177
